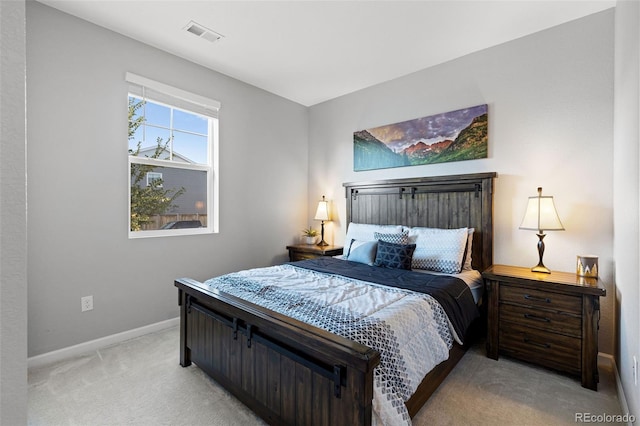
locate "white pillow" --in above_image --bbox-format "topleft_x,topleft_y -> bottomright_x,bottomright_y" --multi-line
407,227 -> 469,273
345,223 -> 403,244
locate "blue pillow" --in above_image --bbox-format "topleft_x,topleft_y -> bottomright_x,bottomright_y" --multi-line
346,239 -> 378,266
374,239 -> 416,270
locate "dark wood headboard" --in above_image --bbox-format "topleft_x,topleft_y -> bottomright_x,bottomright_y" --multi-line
343,172 -> 496,272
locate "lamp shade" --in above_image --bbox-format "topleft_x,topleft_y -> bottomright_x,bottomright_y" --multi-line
314,196 -> 330,221
519,187 -> 564,232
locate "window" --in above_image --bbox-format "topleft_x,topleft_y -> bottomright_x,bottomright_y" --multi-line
126,73 -> 219,237
146,172 -> 163,188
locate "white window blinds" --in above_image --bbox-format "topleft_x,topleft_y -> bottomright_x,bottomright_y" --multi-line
125,72 -> 220,119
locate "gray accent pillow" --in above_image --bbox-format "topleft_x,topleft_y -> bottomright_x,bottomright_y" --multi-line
346,239 -> 378,266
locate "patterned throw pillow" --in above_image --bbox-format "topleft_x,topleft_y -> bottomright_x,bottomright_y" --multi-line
408,227 -> 469,273
346,239 -> 378,266
374,240 -> 416,270
345,223 -> 403,245
374,230 -> 409,245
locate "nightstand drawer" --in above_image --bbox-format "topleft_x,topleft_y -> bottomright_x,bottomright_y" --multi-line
286,245 -> 343,262
290,252 -> 319,261
500,303 -> 581,337
500,286 -> 582,314
500,323 -> 581,374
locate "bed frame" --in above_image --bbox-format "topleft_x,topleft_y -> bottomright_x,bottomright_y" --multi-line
175,172 -> 496,425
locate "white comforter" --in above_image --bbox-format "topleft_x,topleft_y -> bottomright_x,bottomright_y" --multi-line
204,263 -> 454,426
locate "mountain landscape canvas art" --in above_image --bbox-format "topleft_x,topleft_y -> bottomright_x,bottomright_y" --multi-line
353,104 -> 488,171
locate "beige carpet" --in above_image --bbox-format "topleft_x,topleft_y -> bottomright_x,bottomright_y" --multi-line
28,326 -> 623,425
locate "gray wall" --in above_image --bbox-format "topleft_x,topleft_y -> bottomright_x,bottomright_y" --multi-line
308,11 -> 616,355
26,2 -> 309,356
0,1 -> 27,423
18,1 -> 639,420
613,0 -> 639,417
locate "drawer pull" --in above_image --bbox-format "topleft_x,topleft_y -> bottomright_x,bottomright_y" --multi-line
524,294 -> 551,303
523,338 -> 551,349
523,313 -> 551,322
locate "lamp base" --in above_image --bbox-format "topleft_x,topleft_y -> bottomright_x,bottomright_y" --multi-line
531,232 -> 551,273
531,263 -> 551,274
316,220 -> 328,246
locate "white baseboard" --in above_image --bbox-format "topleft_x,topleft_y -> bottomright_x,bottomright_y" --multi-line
27,317 -> 179,369
599,352 -> 633,426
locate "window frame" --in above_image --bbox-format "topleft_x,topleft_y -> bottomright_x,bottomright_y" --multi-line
126,72 -> 219,239
146,171 -> 163,188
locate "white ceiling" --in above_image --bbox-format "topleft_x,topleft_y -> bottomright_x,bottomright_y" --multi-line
38,0 -> 615,106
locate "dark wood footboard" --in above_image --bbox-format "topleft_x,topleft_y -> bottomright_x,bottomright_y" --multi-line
176,278 -> 381,426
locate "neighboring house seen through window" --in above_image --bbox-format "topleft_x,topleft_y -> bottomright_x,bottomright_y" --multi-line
127,73 -> 219,237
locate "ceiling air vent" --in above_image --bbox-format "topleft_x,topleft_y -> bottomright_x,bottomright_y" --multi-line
184,21 -> 223,43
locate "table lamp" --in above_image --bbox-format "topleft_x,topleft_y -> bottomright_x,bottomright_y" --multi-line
519,187 -> 564,273
314,195 -> 330,247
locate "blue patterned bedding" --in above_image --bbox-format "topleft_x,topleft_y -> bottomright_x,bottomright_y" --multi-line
204,258 -> 479,425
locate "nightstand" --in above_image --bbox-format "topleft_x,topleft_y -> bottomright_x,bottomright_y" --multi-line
286,244 -> 343,262
483,264 -> 606,390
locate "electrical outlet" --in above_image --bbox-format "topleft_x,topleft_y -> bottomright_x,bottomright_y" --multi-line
81,295 -> 93,312
634,355 -> 638,386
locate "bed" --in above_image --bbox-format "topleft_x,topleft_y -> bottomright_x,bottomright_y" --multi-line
175,172 -> 496,425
